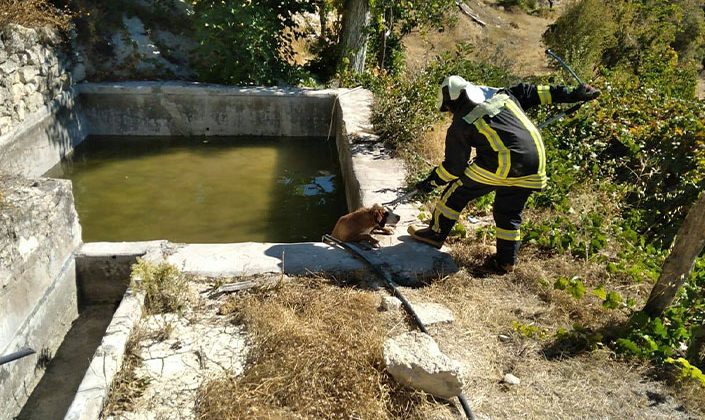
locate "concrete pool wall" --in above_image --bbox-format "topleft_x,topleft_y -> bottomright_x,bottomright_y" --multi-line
0,82 -> 457,419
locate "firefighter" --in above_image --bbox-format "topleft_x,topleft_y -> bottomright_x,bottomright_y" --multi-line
409,75 -> 600,272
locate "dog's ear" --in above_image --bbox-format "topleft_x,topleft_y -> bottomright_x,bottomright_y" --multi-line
374,207 -> 387,227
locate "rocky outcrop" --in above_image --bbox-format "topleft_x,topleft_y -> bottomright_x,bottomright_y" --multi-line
0,175 -> 82,418
0,24 -> 79,136
383,331 -> 467,399
73,1 -> 196,82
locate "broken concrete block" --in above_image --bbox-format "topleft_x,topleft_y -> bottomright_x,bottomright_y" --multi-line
383,331 -> 466,398
503,373 -> 520,385
381,295 -> 402,311
412,302 -> 455,325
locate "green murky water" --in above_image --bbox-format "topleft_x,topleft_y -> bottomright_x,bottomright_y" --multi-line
45,136 -> 348,243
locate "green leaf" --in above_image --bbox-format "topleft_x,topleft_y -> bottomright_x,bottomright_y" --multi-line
553,277 -> 569,290
616,338 -> 640,355
566,276 -> 586,299
603,291 -> 623,309
651,318 -> 668,339
592,285 -> 607,300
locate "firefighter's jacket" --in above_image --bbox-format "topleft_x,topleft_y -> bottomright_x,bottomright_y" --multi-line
430,83 -> 584,190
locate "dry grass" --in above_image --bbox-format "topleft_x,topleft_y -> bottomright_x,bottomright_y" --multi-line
397,249 -> 705,419
196,277 -> 443,419
0,0 -> 73,31
101,327 -> 150,416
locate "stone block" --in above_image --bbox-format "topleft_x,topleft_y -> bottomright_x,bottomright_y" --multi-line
71,63 -> 86,83
26,92 -> 44,112
18,66 -> 39,83
10,83 -> 24,101
383,332 -> 466,398
411,302 -> 455,325
0,176 -> 82,418
24,82 -> 37,95
13,100 -> 26,121
0,116 -> 12,134
0,59 -> 18,76
0,177 -> 81,349
76,241 -> 166,304
1,24 -> 37,53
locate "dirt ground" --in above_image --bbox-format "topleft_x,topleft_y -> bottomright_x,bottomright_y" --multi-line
403,0 -> 558,77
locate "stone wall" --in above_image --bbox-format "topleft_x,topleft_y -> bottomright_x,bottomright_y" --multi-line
0,176 -> 82,418
0,23 -> 82,137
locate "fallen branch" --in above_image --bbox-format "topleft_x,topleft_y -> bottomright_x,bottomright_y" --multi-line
209,274 -> 285,297
456,1 -> 487,27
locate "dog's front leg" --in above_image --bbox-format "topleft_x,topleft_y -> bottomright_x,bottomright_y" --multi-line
350,233 -> 380,248
373,226 -> 395,235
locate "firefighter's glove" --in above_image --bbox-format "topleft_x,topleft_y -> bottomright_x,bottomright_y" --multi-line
416,174 -> 439,194
574,84 -> 600,101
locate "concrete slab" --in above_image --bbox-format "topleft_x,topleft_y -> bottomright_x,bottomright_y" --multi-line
76,241 -> 166,304
163,239 -> 454,286
64,291 -> 144,420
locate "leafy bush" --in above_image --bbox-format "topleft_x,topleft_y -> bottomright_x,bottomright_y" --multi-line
371,43 -> 515,148
543,0 -> 705,98
617,259 -> 705,363
130,258 -> 189,314
542,0 -> 617,79
191,0 -> 316,85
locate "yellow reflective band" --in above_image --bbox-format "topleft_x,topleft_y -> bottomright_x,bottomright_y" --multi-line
432,207 -> 441,232
435,163 -> 458,182
464,164 -> 547,189
441,179 -> 462,203
537,85 -> 552,105
496,227 -> 521,241
505,100 -> 546,174
474,119 -> 511,178
436,202 -> 461,220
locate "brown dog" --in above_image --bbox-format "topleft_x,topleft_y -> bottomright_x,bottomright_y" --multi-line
331,204 -> 401,247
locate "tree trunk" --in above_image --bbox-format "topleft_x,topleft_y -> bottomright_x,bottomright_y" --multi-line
318,0 -> 328,43
643,192 -> 705,317
339,0 -> 370,73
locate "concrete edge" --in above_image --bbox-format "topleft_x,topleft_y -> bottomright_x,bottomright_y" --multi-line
63,289 -> 145,420
76,241 -> 167,258
75,81 -> 346,98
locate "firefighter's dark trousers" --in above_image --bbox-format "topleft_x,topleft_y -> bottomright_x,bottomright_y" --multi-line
431,178 -> 533,265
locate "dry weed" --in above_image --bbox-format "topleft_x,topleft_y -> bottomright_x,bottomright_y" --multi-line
0,0 -> 73,31
101,327 -> 150,416
130,258 -> 191,315
196,277 -> 440,419
401,261 -> 704,419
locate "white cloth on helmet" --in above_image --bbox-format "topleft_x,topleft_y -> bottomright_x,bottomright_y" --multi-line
436,75 -> 501,110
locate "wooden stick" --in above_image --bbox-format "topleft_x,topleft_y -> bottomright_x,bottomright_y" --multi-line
456,1 -> 486,27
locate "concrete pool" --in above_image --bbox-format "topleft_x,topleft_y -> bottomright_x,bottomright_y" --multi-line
0,82 -> 458,419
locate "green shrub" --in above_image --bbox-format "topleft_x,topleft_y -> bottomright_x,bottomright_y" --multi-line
191,0 -> 316,85
542,0 -> 617,79
544,0 -> 705,97
130,258 -> 189,314
371,43 -> 515,148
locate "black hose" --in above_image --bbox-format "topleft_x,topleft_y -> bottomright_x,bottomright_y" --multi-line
0,347 -> 35,366
322,234 -> 476,420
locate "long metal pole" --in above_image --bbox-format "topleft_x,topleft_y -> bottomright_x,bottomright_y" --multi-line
539,50 -> 589,128
545,49 -> 584,85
